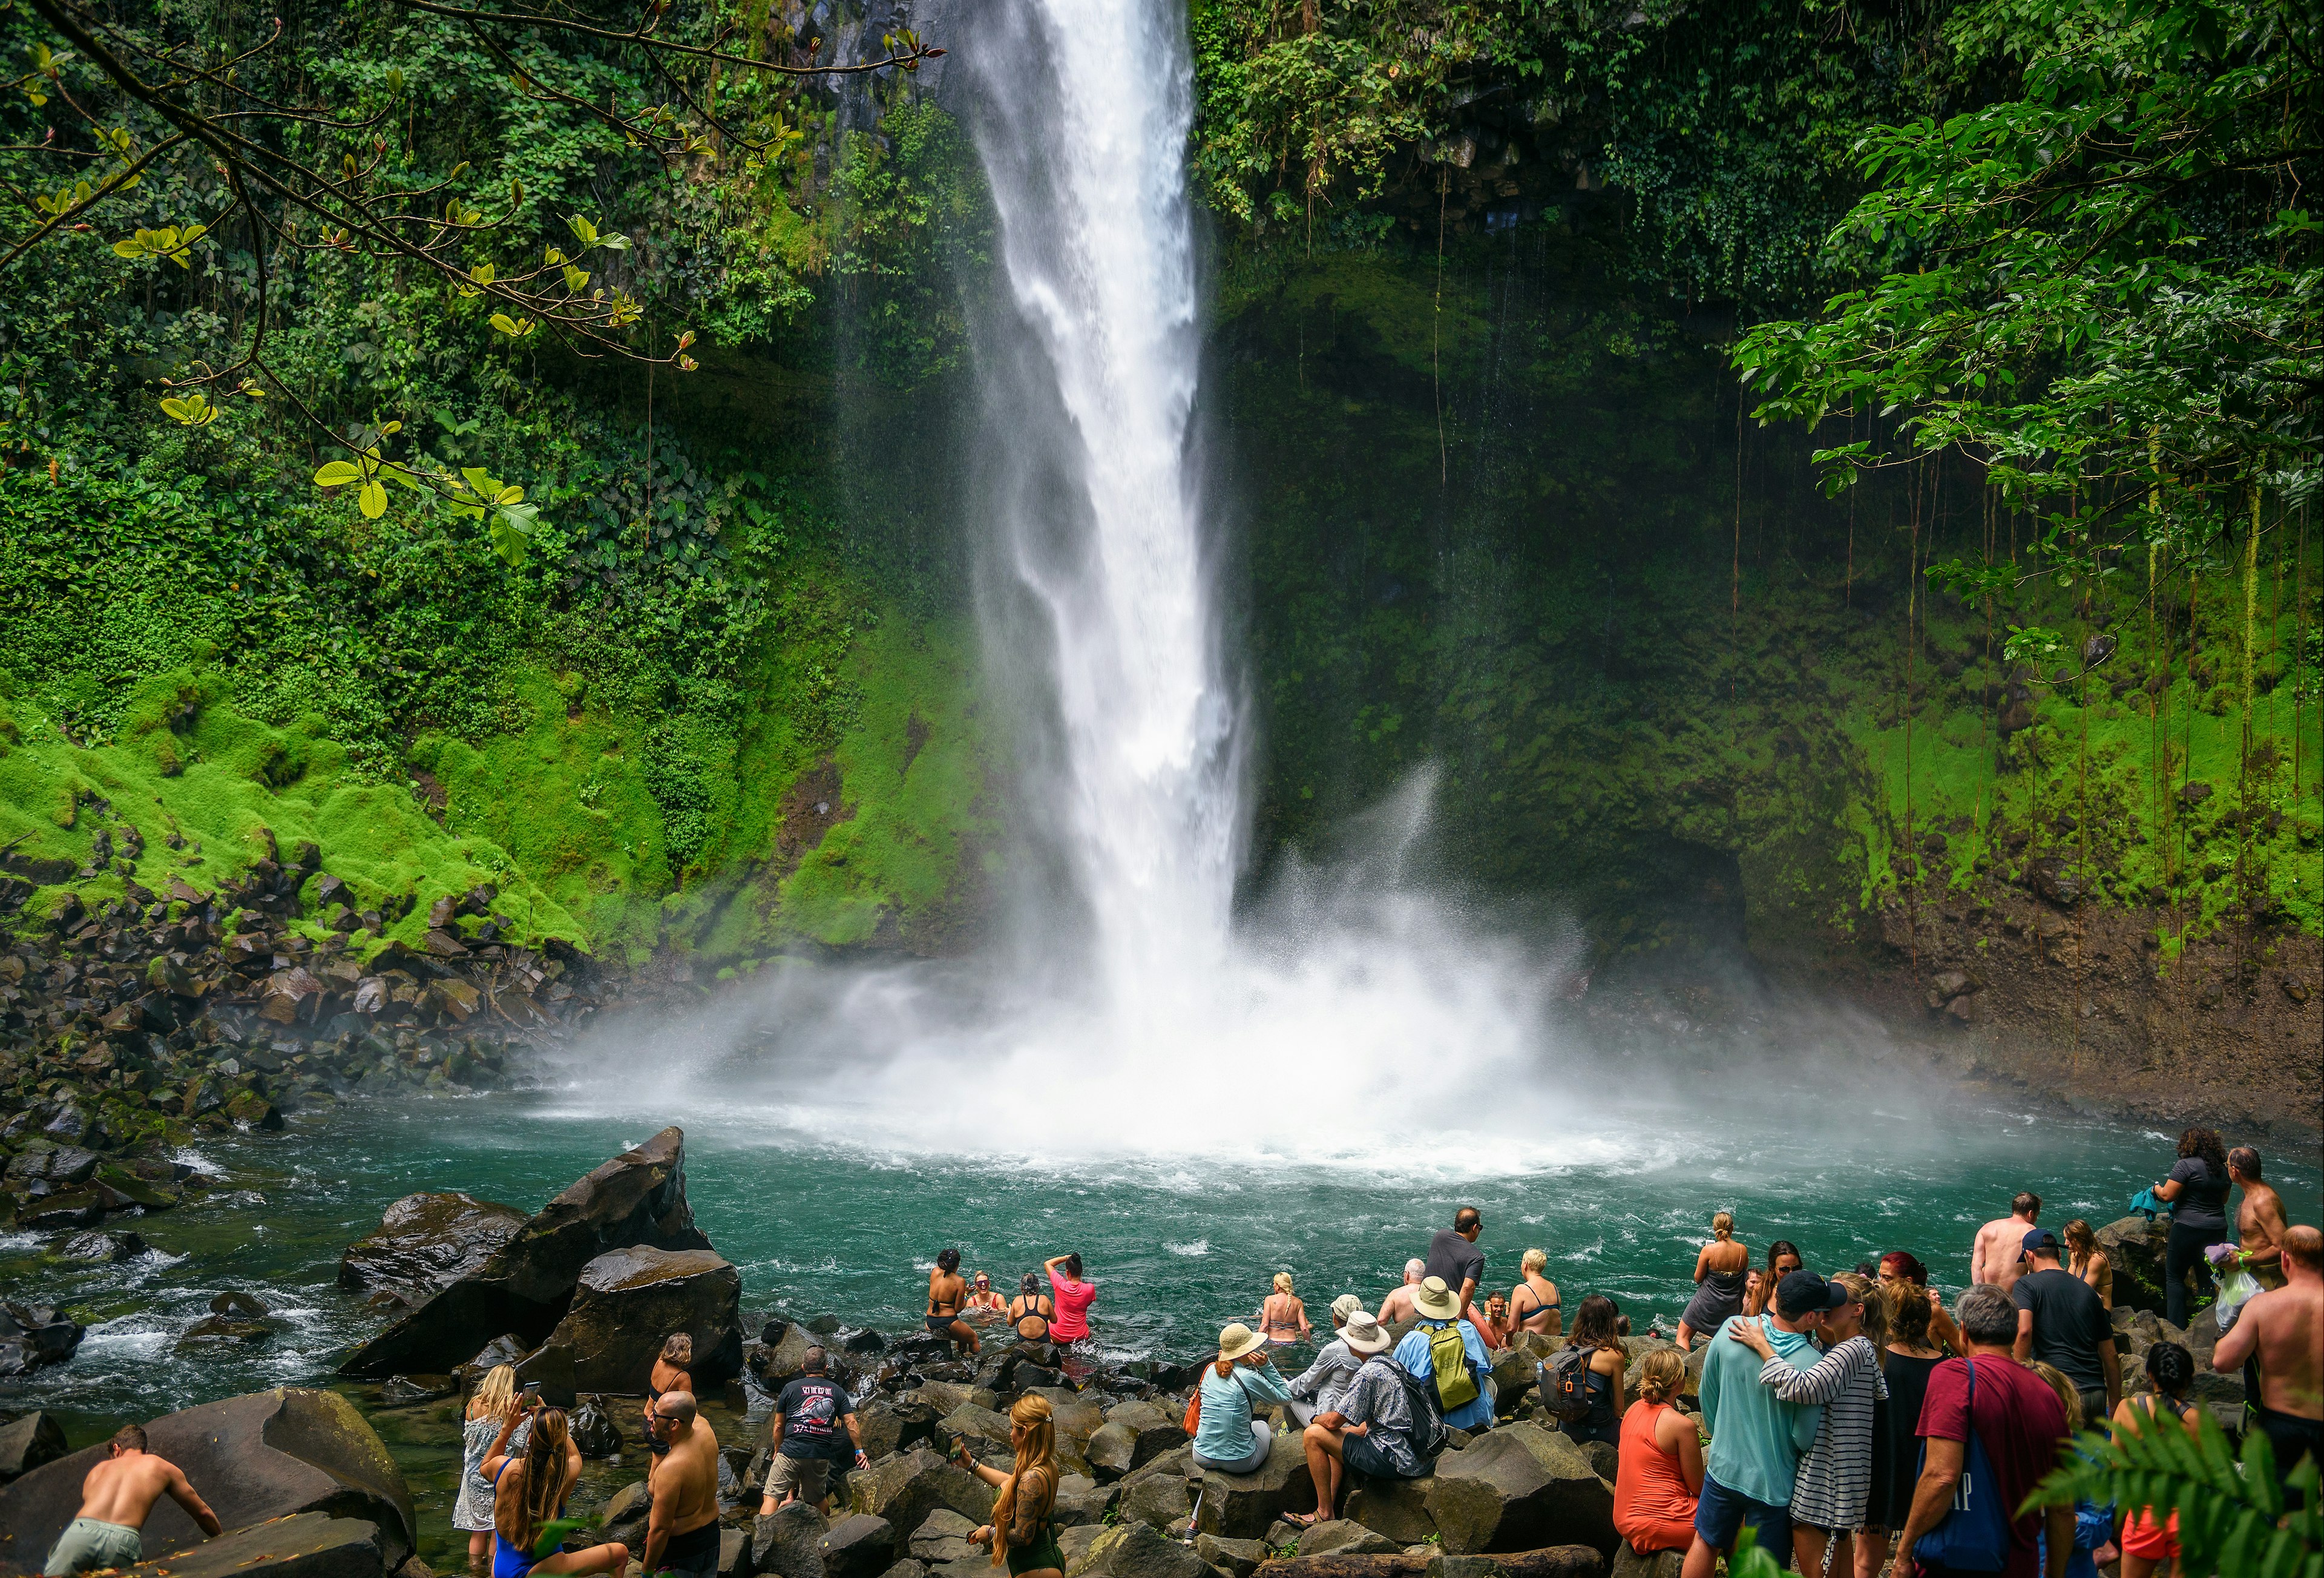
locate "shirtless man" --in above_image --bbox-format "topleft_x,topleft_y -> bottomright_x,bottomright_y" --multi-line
2228,1148 -> 2290,1289
1376,1259 -> 1426,1324
2212,1224 -> 2323,1507
927,1247 -> 979,1356
43,1424 -> 222,1576
642,1393 -> 721,1578
1969,1190 -> 2041,1295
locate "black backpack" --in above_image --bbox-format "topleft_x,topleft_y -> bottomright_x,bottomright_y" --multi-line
1387,1356 -> 1450,1462
1540,1345 -> 1595,1422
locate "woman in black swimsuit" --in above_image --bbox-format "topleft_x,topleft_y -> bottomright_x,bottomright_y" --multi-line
643,1333 -> 692,1456
1007,1274 -> 1054,1344
927,1248 -> 981,1356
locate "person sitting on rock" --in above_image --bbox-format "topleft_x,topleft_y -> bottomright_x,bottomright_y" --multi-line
1287,1302 -> 1379,1427
1008,1274 -> 1054,1343
42,1423 -> 222,1577
929,1248 -> 981,1356
1376,1258 -> 1427,1324
643,1334 -> 692,1458
1394,1275 -> 1497,1434
1258,1272 -> 1312,1346
1292,1313 -> 1419,1526
759,1346 -> 869,1515
482,1404 -> 630,1578
641,1392 -> 720,1578
954,1394 -> 1065,1578
965,1272 -> 1009,1319
1505,1247 -> 1564,1341
1191,1322 -> 1293,1473
1615,1349 -> 1704,1557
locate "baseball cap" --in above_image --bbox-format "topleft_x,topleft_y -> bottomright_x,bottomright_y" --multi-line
2022,1228 -> 2061,1257
1775,1269 -> 1848,1318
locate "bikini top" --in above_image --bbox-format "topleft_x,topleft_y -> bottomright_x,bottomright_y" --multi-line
1512,1282 -> 1561,1319
930,1278 -> 963,1317
1261,1295 -> 1302,1331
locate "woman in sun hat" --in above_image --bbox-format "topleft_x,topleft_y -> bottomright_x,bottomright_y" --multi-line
1191,1322 -> 1295,1473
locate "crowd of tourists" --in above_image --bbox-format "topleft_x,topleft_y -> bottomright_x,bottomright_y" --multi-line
34,1129 -> 2317,1578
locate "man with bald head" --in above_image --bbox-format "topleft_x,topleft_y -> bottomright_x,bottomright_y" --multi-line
2213,1224 -> 2323,1508
643,1392 -> 721,1577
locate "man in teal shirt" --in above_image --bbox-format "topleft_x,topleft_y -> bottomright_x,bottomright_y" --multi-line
1679,1270 -> 1845,1578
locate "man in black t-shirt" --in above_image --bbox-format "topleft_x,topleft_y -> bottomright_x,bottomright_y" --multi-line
1423,1208 -> 1486,1321
758,1347 -> 868,1514
2011,1228 -> 2120,1422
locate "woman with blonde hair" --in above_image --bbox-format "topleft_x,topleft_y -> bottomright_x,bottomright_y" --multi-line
954,1395 -> 1065,1578
455,1366 -> 528,1573
1612,1349 -> 1702,1556
2061,1220 -> 2113,1309
1258,1273 -> 1311,1346
1504,1249 -> 1563,1339
1676,1211 -> 1749,1350
482,1404 -> 629,1578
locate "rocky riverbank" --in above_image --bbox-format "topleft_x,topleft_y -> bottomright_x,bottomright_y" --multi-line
1,1128 -> 2268,1578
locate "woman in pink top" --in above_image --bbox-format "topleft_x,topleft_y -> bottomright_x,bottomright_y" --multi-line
1043,1254 -> 1097,1343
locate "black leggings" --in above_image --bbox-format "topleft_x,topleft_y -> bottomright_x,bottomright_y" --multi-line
2165,1222 -> 2226,1329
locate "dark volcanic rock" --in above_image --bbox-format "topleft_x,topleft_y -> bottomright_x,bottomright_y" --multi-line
0,1303 -> 86,1376
0,1411 -> 70,1482
120,1513 -> 386,1578
514,1244 -> 743,1399
339,1126 -> 710,1378
0,1388 -> 415,1572
338,1191 -> 529,1301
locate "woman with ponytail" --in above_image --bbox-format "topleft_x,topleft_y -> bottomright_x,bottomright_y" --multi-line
482,1405 -> 630,1578
2109,1343 -> 2202,1578
954,1395 -> 1065,1578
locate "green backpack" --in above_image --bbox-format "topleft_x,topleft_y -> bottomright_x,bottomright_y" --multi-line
1426,1321 -> 1479,1410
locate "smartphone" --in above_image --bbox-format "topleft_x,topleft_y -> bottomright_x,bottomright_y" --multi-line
519,1382 -> 543,1405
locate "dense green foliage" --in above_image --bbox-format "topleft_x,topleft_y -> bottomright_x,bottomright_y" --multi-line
2032,1409 -> 2320,1578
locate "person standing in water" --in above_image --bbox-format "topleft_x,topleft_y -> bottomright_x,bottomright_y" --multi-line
41,1424 -> 222,1577
1043,1254 -> 1097,1344
1008,1274 -> 1054,1343
1504,1249 -> 1563,1339
1969,1191 -> 2042,1295
1259,1273 -> 1312,1346
928,1248 -> 980,1356
965,1273 -> 1009,1320
1678,1212 -> 1750,1350
643,1335 -> 692,1459
458,1367 -> 530,1573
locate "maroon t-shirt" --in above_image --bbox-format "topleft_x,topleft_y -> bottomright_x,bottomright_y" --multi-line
1915,1354 -> 2069,1578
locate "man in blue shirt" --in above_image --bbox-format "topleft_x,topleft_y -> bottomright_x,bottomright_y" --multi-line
1394,1275 -> 1496,1433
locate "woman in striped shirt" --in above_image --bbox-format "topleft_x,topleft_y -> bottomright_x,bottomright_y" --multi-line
1728,1270 -> 1888,1578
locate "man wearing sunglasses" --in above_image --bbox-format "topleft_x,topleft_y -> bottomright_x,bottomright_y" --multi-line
642,1392 -> 722,1578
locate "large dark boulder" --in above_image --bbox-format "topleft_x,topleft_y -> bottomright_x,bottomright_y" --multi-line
119,1514 -> 385,1578
1422,1424 -> 1616,1556
2096,1215 -> 2171,1313
338,1192 -> 528,1302
848,1447 -> 995,1543
1193,1434 -> 1316,1539
0,1410 -> 70,1482
0,1303 -> 85,1376
514,1245 -> 742,1401
0,1389 -> 416,1573
819,1514 -> 899,1578
340,1126 -> 711,1378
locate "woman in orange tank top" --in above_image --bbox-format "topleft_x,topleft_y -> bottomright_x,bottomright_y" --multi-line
1612,1350 -> 1702,1556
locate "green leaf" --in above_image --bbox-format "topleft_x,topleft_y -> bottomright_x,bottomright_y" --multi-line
313,461 -> 363,486
358,479 -> 387,519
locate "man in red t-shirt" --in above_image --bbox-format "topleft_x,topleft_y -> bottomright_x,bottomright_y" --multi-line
1045,1252 -> 1097,1342
1896,1284 -> 2072,1578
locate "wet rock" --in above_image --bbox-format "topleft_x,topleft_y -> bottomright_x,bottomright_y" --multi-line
179,1316 -> 276,1346
339,1192 -> 529,1303
0,1411 -> 70,1482
213,1289 -> 273,1317
2096,1216 -> 2170,1313
569,1395 -> 625,1458
341,1126 -> 711,1378
18,1188 -> 104,1229
1422,1423 -> 1616,1556
847,1447 -> 995,1542
0,1388 -> 416,1570
379,1376 -> 456,1406
2025,856 -> 2086,907
755,1501 -> 830,1578
118,1513 -> 387,1578
0,1303 -> 86,1376
599,1479 -> 651,1547
820,1514 -> 899,1578
515,1244 -> 742,1400
57,1228 -> 147,1261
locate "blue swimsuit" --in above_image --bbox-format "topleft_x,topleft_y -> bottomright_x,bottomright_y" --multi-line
490,1460 -> 563,1578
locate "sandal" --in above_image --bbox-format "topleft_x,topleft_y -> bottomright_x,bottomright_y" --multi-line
1281,1513 -> 1325,1530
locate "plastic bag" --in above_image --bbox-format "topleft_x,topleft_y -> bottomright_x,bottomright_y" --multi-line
2214,1263 -> 2262,1329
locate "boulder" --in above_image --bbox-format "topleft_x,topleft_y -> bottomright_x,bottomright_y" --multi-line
856,1397 -> 942,1461
1608,1544 -> 1682,1578
757,1502 -> 831,1578
57,1229 -> 147,1261
848,1448 -> 995,1542
1421,1424 -> 1617,1556
1095,1401 -> 1186,1479
2096,1216 -> 2170,1313
119,1513 -> 386,1578
0,1389 -> 415,1573
0,1411 -> 70,1482
515,1245 -> 742,1401
1069,1522 -> 1210,1578
1117,1465 -> 1193,1531
820,1514 -> 899,1578
0,1303 -> 87,1376
1343,1476 -> 1436,1545
1051,1472 -> 1114,1528
909,1510 -> 982,1564
340,1127 -> 711,1378
600,1480 -> 652,1548
941,1403 -> 1016,1458
880,1563 -> 932,1578
1298,1524 -> 1397,1558
1488,1349 -> 1537,1415
338,1192 -> 528,1301
1192,1433 -> 1316,1538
